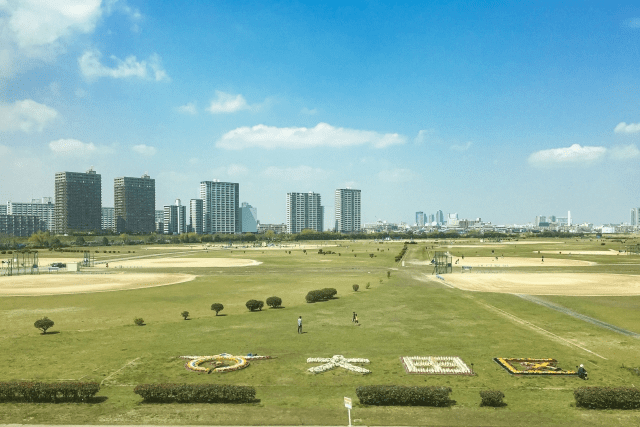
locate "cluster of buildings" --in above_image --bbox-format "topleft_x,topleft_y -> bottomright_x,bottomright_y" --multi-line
0,169 -> 362,238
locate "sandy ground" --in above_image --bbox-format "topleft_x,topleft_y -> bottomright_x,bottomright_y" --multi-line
442,273 -> 640,296
537,250 -> 626,256
411,257 -> 594,267
0,272 -> 196,296
108,257 -> 262,268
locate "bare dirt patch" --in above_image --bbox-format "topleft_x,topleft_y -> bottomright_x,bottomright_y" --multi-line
109,258 -> 262,268
537,250 -> 623,256
443,273 -> 640,296
0,272 -> 196,296
410,256 -> 594,267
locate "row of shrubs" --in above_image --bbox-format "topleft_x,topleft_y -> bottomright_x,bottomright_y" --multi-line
246,296 -> 283,311
394,244 -> 408,262
574,386 -> 640,409
356,385 -> 453,407
305,288 -> 338,303
133,384 -> 257,403
0,381 -> 100,402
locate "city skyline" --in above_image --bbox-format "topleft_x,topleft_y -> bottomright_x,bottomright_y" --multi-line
1,2 -> 640,225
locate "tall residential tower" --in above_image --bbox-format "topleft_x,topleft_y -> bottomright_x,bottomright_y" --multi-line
335,188 -> 361,233
200,180 -> 240,234
286,192 -> 323,233
54,168 -> 101,234
114,174 -> 155,233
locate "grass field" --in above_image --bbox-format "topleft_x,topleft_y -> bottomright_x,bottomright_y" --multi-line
1,238 -> 640,425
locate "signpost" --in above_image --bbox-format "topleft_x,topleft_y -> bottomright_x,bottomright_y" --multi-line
344,396 -> 352,426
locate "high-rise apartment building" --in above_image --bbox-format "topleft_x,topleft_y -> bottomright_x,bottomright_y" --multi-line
101,207 -> 115,231
54,168 -> 101,233
7,198 -> 55,232
200,180 -> 240,234
114,174 -> 155,233
631,208 -> 639,228
286,192 -> 323,233
415,211 -> 425,227
0,214 -> 46,237
155,210 -> 164,234
164,199 -> 186,235
436,210 -> 444,225
190,199 -> 204,234
335,188 -> 361,233
239,202 -> 258,233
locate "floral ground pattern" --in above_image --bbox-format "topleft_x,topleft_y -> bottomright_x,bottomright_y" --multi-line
181,353 -> 273,373
307,355 -> 371,374
400,356 -> 473,375
494,357 -> 577,376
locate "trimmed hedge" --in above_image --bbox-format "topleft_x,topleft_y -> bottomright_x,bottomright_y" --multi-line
245,300 -> 264,311
266,296 -> 282,308
133,383 -> 257,403
574,386 -> 640,409
356,385 -> 452,407
0,381 -> 99,402
480,390 -> 505,407
305,288 -> 338,303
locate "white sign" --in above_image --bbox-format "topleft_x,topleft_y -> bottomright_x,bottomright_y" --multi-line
344,396 -> 352,409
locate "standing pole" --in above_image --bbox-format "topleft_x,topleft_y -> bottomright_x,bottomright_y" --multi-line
348,407 -> 351,427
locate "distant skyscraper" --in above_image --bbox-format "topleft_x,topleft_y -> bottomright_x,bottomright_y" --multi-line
447,213 -> 459,226
54,168 -> 101,234
428,214 -> 435,224
335,188 -> 361,233
631,208 -> 639,228
7,198 -> 55,232
155,209 -> 164,233
286,192 -> 323,233
436,210 -> 444,225
101,207 -> 115,231
416,211 -> 425,227
164,199 -> 186,235
200,180 -> 240,234
239,202 -> 258,233
190,199 -> 204,234
114,174 -> 155,233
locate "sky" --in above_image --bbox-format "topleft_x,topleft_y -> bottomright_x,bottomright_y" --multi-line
1,1 -> 640,227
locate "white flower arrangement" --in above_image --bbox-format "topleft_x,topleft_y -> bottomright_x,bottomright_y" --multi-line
307,354 -> 371,374
401,356 -> 472,375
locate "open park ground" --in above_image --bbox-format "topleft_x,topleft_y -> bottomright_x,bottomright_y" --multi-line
2,237 -> 640,425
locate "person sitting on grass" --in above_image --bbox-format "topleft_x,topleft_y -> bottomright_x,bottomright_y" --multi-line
577,364 -> 588,380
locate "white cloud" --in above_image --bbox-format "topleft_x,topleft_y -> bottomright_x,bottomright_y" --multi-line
132,144 -> 156,156
78,49 -> 169,82
263,165 -> 327,181
625,18 -> 640,28
300,107 -> 317,115
227,164 -> 248,176
614,122 -> 640,134
414,129 -> 436,144
207,91 -> 251,114
217,122 -> 407,150
528,144 -> 607,167
378,168 -> 415,183
49,138 -> 97,156
450,141 -> 472,152
0,99 -> 58,132
0,144 -> 11,156
609,144 -> 640,160
177,102 -> 197,115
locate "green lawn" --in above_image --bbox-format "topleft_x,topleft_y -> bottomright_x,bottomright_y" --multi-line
1,239 -> 640,425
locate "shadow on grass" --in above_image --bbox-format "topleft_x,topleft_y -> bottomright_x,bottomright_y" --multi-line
7,396 -> 108,404
139,398 -> 261,404
41,331 -> 60,335
269,306 -> 286,309
213,314 -> 228,317
480,402 -> 507,408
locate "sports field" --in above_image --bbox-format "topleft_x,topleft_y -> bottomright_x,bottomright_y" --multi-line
1,237 -> 640,426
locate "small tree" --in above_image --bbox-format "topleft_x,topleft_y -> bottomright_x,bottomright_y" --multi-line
34,317 -> 54,334
211,303 -> 224,316
387,271 -> 391,279
181,311 -> 189,320
246,300 -> 264,311
353,284 -> 359,292
134,318 -> 145,326
266,296 -> 282,308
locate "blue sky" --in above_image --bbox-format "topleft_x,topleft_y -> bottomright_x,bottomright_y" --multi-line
1,1 -> 640,226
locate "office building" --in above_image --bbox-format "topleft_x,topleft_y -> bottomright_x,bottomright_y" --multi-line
7,198 -> 55,232
190,199 -> 204,234
155,210 -> 164,233
436,210 -> 444,225
428,213 -> 435,224
416,211 -> 425,227
335,188 -> 361,233
54,168 -> 102,234
631,208 -> 639,228
286,192 -> 323,233
164,199 -> 186,235
447,213 -> 459,226
238,202 -> 258,233
114,174 -> 155,233
258,223 -> 287,234
102,207 -> 115,231
200,180 -> 240,234
0,215 -> 46,237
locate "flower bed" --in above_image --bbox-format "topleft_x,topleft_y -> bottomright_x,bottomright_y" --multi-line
494,358 -> 576,376
181,353 -> 274,373
401,356 -> 473,375
307,355 -> 371,374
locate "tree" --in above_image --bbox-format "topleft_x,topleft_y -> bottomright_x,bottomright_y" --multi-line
387,271 -> 391,279
101,236 -> 109,246
353,284 -> 359,292
211,303 -> 224,316
245,300 -> 264,311
75,236 -> 85,246
134,318 -> 144,326
181,311 -> 189,320
266,296 -> 282,308
34,317 -> 54,334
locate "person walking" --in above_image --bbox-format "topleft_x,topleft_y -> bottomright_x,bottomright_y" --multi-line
354,313 -> 359,325
297,316 -> 302,334
352,312 -> 356,322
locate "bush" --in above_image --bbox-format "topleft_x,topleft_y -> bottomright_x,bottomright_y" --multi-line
356,385 -> 452,407
266,296 -> 282,308
480,390 -> 505,407
366,282 -> 371,289
0,381 -> 99,402
246,300 -> 264,311
574,386 -> 640,409
353,284 -> 359,292
305,290 -> 321,303
306,288 -> 337,303
211,303 -> 224,315
320,288 -> 337,299
181,311 -> 189,320
34,317 -> 54,334
134,318 -> 145,326
133,383 -> 257,403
